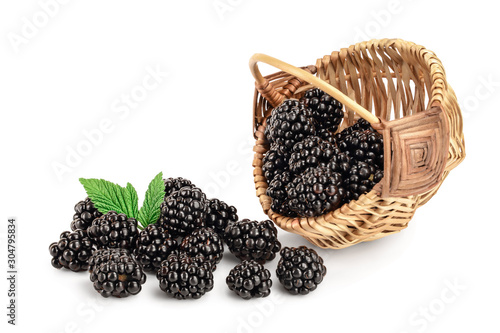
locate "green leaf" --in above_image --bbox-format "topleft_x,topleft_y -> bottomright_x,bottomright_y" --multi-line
79,178 -> 139,218
137,172 -> 164,229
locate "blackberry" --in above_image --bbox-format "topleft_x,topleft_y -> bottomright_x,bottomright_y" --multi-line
49,230 -> 94,272
344,160 -> 384,202
156,252 -> 214,300
300,88 -> 344,133
288,136 -> 336,174
163,177 -> 196,197
133,224 -> 178,272
337,118 -> 384,169
226,260 -> 272,300
206,198 -> 238,238
262,144 -> 289,183
224,219 -> 281,264
179,227 -> 224,270
88,248 -> 130,273
70,197 -> 102,231
158,186 -> 208,237
87,211 -> 139,250
276,246 -> 327,295
266,171 -> 295,216
326,147 -> 352,177
287,166 -> 345,217
265,99 -> 316,150
90,252 -> 146,298
316,128 -> 337,144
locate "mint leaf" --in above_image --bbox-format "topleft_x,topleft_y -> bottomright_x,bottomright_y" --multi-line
79,178 -> 139,218
137,172 -> 164,229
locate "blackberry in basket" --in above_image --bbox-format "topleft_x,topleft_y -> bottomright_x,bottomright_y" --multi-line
266,171 -> 295,216
163,177 -> 196,197
70,197 -> 102,231
156,252 -> 214,300
90,251 -> 146,298
133,224 -> 178,273
179,227 -> 224,270
300,88 -> 344,133
276,246 -> 326,295
226,260 -> 272,300
344,160 -> 384,202
288,135 -> 336,174
158,186 -> 208,237
49,230 -> 95,272
206,198 -> 238,238
287,166 -> 345,217
262,143 -> 289,183
265,99 -> 316,150
87,211 -> 139,250
224,219 -> 281,264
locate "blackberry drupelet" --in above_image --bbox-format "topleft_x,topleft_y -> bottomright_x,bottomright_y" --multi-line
87,211 -> 139,250
88,248 -> 130,273
288,135 -> 336,174
158,186 -> 208,237
266,171 -> 295,217
224,219 -> 281,264
49,230 -> 94,272
156,252 -> 214,300
206,198 -> 238,238
163,177 -> 196,197
300,88 -> 344,133
90,253 -> 146,298
344,160 -> 384,202
262,144 -> 289,183
265,99 -> 316,150
179,227 -> 224,270
287,166 -> 345,217
276,246 -> 327,295
226,260 -> 272,300
70,197 -> 102,231
133,224 -> 178,272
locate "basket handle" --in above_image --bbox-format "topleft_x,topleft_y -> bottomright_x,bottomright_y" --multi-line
249,53 -> 380,124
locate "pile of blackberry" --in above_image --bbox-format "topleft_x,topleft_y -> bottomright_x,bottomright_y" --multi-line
263,88 -> 384,217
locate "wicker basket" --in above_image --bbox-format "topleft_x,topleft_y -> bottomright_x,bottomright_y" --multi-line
250,38 -> 465,249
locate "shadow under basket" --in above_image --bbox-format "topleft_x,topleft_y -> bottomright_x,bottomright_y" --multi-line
249,38 -> 465,249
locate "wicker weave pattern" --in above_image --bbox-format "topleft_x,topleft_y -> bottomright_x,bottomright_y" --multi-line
251,39 -> 465,249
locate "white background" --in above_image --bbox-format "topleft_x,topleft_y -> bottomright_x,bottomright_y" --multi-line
1,1 -> 498,332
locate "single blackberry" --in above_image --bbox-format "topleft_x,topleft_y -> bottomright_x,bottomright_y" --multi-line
326,147 -> 352,177
87,211 -> 139,250
262,143 -> 289,183
70,197 -> 102,231
133,224 -> 178,272
276,246 -> 327,295
163,177 -> 196,197
265,99 -> 316,150
158,186 -> 208,237
156,252 -> 214,300
300,88 -> 344,133
226,260 -> 272,300
287,166 -> 345,217
266,171 -> 295,217
337,118 -> 384,169
179,227 -> 224,270
344,160 -> 384,202
88,248 -> 130,273
224,219 -> 281,264
288,136 -> 336,174
206,198 -> 238,238
49,230 -> 94,272
90,253 -> 146,298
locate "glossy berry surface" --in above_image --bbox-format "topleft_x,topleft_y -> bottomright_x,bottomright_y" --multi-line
226,260 -> 272,300
70,197 -> 102,231
300,87 -> 344,133
288,135 -> 336,174
49,230 -> 95,272
206,198 -> 238,238
87,211 -> 139,250
88,248 -> 130,273
163,177 -> 196,197
179,227 -> 224,270
133,224 -> 178,272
